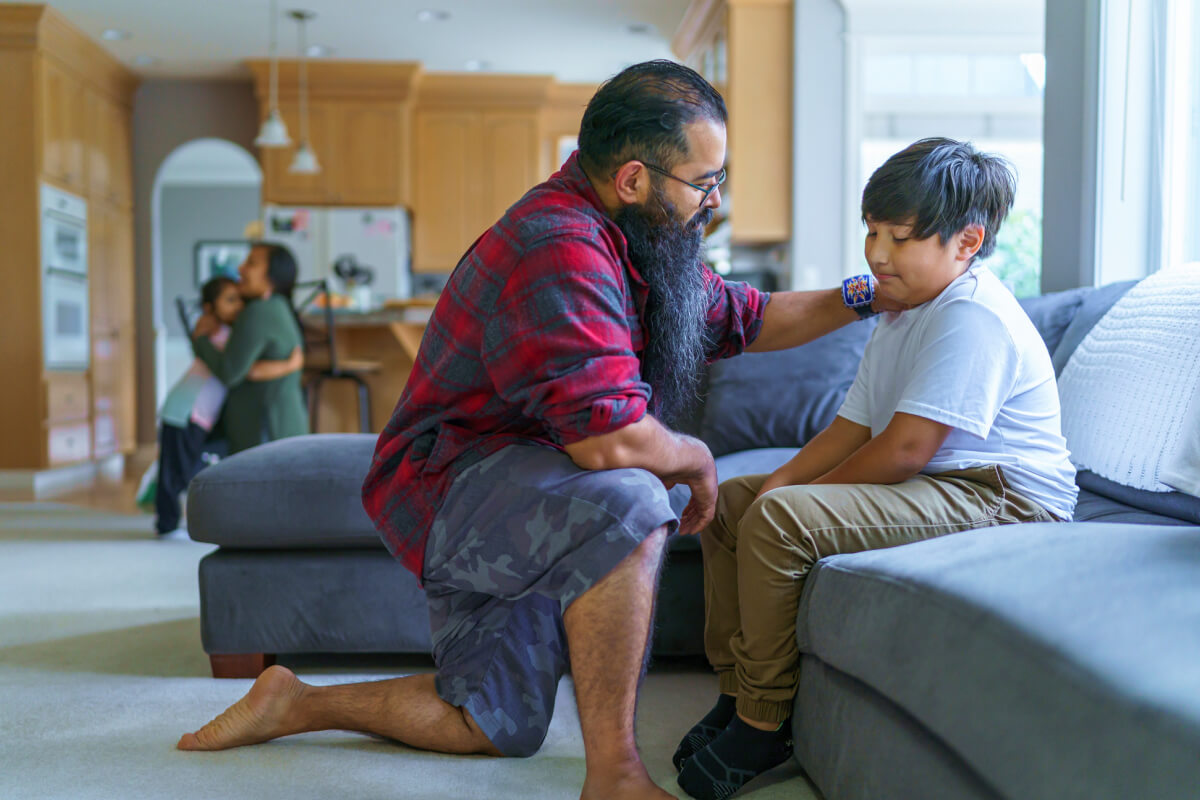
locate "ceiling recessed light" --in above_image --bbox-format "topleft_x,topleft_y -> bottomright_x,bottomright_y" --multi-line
416,9 -> 450,22
101,28 -> 131,41
132,54 -> 159,66
306,44 -> 332,57
464,59 -> 491,72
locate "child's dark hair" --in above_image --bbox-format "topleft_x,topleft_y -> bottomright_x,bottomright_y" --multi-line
200,276 -> 238,308
862,137 -> 1016,262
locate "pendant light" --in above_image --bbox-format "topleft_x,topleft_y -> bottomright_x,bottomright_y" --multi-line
288,10 -> 320,174
254,0 -> 291,147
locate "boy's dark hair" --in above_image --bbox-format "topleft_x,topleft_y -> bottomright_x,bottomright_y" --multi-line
578,59 -> 727,176
200,275 -> 237,308
862,137 -> 1016,262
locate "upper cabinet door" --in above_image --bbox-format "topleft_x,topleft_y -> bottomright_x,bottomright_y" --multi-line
481,112 -> 539,227
41,57 -> 85,192
260,102 -> 333,205
107,101 -> 133,208
331,103 -> 403,206
412,110 -> 484,273
84,88 -> 110,201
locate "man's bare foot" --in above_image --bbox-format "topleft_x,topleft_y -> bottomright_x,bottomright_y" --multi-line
177,665 -> 309,751
581,762 -> 674,800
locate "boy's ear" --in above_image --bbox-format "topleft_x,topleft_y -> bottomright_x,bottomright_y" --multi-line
956,224 -> 985,261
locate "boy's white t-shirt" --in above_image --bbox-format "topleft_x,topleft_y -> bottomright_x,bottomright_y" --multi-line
837,265 -> 1079,520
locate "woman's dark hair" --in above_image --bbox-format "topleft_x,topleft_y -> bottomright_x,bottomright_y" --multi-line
251,241 -> 302,330
861,137 -> 1016,262
578,59 -> 727,176
199,275 -> 237,308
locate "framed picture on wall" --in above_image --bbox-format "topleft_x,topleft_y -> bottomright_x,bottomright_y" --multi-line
194,240 -> 250,288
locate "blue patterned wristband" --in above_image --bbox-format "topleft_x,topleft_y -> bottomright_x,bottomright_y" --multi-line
842,274 -> 878,319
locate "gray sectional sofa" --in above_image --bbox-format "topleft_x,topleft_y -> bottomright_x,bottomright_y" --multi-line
188,279 -> 1200,798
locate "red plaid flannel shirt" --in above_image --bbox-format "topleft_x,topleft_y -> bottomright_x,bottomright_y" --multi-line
361,153 -> 768,578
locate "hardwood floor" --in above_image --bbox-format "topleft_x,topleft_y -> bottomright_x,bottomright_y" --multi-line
0,474 -> 143,514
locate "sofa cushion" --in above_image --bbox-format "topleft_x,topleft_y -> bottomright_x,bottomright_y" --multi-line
700,321 -> 875,457
1051,280 -> 1137,374
188,434 -> 383,549
1076,470 -> 1200,525
797,522 -> 1200,800
1074,487 -> 1198,526
1015,286 -> 1091,357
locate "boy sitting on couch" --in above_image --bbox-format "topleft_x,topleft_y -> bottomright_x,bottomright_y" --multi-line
674,137 -> 1079,800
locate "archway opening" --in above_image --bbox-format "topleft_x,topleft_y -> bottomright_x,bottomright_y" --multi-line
151,138 -> 261,409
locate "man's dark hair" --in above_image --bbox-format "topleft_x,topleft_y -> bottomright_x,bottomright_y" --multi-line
200,275 -> 237,308
862,137 -> 1016,262
578,60 -> 727,177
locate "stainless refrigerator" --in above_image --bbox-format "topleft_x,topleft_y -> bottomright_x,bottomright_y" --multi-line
262,205 -> 413,305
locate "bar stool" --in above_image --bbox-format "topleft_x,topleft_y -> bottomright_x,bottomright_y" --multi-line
295,279 -> 381,434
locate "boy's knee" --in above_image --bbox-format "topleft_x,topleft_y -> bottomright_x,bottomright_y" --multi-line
711,475 -> 768,534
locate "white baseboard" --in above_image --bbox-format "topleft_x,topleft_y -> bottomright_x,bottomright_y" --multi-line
0,455 -> 126,498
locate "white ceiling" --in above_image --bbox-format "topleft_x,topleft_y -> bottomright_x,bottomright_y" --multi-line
8,0 -> 694,82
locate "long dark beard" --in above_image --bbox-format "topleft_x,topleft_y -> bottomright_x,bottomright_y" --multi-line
615,185 -> 714,425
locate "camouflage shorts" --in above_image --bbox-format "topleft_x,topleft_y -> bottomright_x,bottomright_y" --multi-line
422,443 -> 677,757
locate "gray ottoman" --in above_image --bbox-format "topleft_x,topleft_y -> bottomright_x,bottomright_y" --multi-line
793,521 -> 1200,800
185,433 -> 774,678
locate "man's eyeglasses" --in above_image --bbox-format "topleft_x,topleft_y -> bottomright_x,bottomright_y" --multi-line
639,161 -> 727,207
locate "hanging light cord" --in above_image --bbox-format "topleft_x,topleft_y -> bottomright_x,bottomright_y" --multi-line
267,0 -> 279,114
298,12 -> 309,145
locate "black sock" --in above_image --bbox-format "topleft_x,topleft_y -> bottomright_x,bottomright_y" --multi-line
672,694 -> 737,771
677,715 -> 793,800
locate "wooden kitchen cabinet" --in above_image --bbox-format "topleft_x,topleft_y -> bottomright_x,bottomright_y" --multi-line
85,89 -> 133,209
674,0 -> 793,244
412,110 -> 484,274
259,102 -> 334,205
40,56 -> 85,192
0,5 -> 138,475
334,102 -> 405,205
261,101 -> 405,206
89,202 -> 137,457
411,108 -> 542,273
251,61 -> 418,207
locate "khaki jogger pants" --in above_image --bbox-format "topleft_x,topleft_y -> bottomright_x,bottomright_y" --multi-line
701,466 -> 1056,723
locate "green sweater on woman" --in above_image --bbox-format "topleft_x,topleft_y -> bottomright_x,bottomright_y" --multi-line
192,294 -> 309,454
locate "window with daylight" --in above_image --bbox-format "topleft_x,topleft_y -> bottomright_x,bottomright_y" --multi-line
1163,0 -> 1200,269
853,38 -> 1045,296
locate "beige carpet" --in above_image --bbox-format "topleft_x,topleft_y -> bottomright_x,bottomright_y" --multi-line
0,502 -> 820,800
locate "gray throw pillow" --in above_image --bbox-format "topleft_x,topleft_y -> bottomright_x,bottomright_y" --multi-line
699,320 -> 875,457
1017,287 -> 1091,359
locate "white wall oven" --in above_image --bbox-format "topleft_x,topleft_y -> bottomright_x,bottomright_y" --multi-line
41,183 -> 89,370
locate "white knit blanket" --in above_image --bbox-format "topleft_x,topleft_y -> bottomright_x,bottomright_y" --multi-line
1058,265 -> 1200,492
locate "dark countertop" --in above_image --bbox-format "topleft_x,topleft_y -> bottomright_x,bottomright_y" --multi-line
299,306 -> 433,327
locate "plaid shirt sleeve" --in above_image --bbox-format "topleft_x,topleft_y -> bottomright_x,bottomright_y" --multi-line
702,270 -> 769,363
481,234 -> 651,446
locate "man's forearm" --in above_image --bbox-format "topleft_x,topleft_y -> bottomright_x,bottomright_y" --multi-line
746,289 -> 859,353
563,415 -> 710,482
